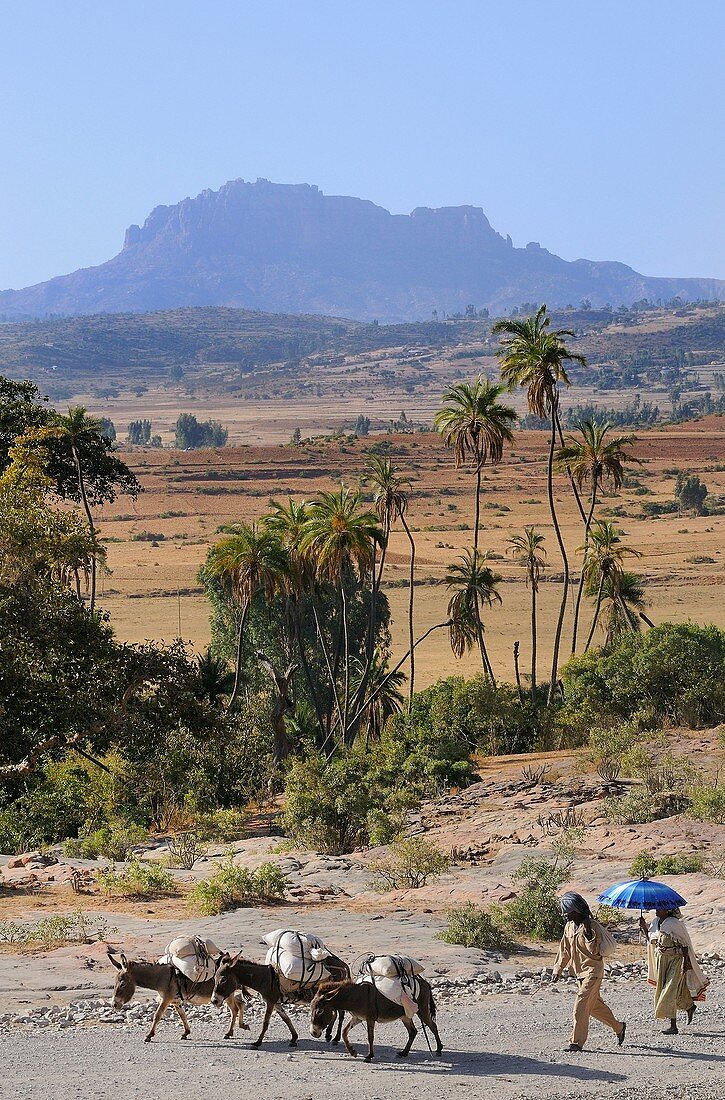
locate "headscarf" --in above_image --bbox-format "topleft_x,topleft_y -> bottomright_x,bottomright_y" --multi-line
560,891 -> 592,921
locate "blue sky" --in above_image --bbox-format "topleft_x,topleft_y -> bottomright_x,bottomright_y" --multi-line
1,0 -> 723,289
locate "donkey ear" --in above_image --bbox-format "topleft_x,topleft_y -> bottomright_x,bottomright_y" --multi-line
230,951 -> 242,964
120,953 -> 129,970
108,951 -> 122,970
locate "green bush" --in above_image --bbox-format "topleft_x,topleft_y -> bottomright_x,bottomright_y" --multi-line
0,910 -> 115,950
561,623 -> 725,736
63,820 -> 148,861
187,853 -> 288,915
97,857 -> 176,899
656,853 -> 706,875
368,837 -> 451,890
628,851 -> 658,879
687,783 -> 725,824
191,808 -> 248,842
283,749 -> 386,854
605,787 -> 688,825
501,840 -> 576,941
436,903 -> 515,952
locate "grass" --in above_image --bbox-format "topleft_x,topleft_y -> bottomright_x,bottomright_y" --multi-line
0,910 -> 116,951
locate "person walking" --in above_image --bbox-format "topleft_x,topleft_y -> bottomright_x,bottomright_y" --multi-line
640,906 -> 709,1034
552,891 -> 626,1052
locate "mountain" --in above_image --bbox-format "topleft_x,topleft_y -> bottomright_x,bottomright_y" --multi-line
1,179 -> 723,322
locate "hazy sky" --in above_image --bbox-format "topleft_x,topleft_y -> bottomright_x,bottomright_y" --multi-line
2,0 -> 723,289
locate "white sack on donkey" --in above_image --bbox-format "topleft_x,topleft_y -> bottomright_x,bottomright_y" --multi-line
358,954 -> 425,1018
159,936 -> 222,983
264,929 -> 334,988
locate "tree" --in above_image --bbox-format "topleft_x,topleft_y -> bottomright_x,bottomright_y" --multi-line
300,487 -> 384,743
596,571 -> 648,647
204,524 -> 290,710
290,426 -> 302,445
434,377 -> 517,551
350,649 -> 405,745
195,647 -> 234,706
446,549 -> 502,683
582,521 -> 643,652
556,420 -> 638,653
175,413 -> 228,449
128,419 -> 152,445
675,473 -> 708,515
493,305 -> 587,701
507,527 -> 546,696
366,454 -> 417,709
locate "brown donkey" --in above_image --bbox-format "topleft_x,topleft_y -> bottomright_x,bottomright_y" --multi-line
211,952 -> 349,1047
309,978 -> 443,1062
109,951 -> 248,1043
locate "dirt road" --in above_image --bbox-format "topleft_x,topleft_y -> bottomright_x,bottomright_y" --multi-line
1,987 -> 722,1100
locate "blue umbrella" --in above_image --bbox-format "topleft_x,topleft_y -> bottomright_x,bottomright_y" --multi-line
598,879 -> 687,911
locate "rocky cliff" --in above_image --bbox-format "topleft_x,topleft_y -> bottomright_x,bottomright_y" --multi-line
2,178 -> 723,321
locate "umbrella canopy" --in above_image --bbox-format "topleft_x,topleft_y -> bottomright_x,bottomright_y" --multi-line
598,879 -> 687,911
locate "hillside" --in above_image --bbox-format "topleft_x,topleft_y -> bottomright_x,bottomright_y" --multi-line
1,179 -> 723,322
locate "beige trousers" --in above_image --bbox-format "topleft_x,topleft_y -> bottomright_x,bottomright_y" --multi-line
572,971 -> 622,1047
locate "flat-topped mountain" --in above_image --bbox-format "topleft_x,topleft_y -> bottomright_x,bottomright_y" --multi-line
2,179 -> 723,321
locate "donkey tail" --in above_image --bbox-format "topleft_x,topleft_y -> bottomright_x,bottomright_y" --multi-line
428,987 -> 437,1019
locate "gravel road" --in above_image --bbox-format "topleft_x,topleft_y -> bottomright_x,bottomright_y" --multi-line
0,985 -> 722,1100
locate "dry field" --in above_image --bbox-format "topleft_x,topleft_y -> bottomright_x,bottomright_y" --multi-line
88,416 -> 725,687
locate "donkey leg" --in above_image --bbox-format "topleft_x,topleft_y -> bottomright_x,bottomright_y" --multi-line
174,1002 -> 191,1039
419,1004 -> 443,1056
275,1004 -> 298,1046
397,1017 -> 417,1057
364,1017 -> 376,1062
223,998 -> 237,1039
342,1015 -> 362,1058
252,1000 -> 275,1048
145,995 -> 171,1043
332,1008 -> 344,1045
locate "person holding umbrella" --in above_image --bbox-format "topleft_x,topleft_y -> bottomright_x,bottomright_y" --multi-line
640,906 -> 709,1034
552,891 -> 626,1053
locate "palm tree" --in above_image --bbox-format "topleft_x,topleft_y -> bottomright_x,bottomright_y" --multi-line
366,454 -> 417,709
446,548 -> 502,683
493,305 -> 587,702
434,377 -> 517,551
593,571 -> 648,648
53,407 -> 104,612
195,647 -> 234,705
556,420 -> 638,653
205,523 -> 289,710
300,487 -> 384,742
581,521 -> 642,652
507,527 -> 546,696
350,649 -> 405,745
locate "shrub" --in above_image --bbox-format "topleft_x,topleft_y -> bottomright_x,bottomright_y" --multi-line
283,749 -> 383,854
97,857 -> 176,899
63,821 -> 148,861
501,833 -> 577,941
655,853 -> 706,875
561,623 -> 725,734
628,851 -> 658,879
436,903 -> 515,952
187,853 -> 288,915
0,910 -> 115,950
167,832 -> 208,870
191,808 -> 248,843
605,787 -> 688,825
368,837 -> 451,891
688,783 -> 725,824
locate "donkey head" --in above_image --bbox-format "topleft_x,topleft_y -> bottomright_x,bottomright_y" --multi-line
108,951 -> 135,1009
309,986 -> 337,1038
210,951 -> 241,1006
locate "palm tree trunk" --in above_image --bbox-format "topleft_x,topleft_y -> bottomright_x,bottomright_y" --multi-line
346,621 -> 450,730
513,641 -> 524,703
226,599 -> 249,712
292,603 -> 327,745
555,411 -> 587,524
474,465 -> 482,552
530,579 -> 537,697
311,597 -> 346,737
400,512 -> 416,711
72,444 -> 97,614
340,579 -> 351,744
547,402 -> 569,703
474,593 -> 496,684
584,573 -> 606,652
570,483 -> 597,654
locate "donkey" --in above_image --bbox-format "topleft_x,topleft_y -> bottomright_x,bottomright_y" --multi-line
211,951 -> 350,1048
109,951 -> 248,1043
309,978 -> 443,1062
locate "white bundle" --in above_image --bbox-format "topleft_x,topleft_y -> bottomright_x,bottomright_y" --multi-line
367,954 -> 424,979
263,929 -> 330,962
159,935 -> 221,982
266,947 -> 328,985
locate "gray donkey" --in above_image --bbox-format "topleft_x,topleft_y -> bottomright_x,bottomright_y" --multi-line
109,950 -> 248,1042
